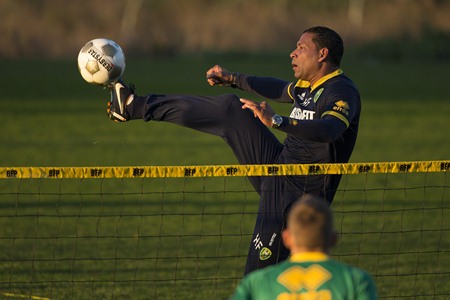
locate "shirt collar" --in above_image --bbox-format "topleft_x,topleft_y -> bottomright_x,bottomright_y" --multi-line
289,252 -> 330,263
294,69 -> 343,92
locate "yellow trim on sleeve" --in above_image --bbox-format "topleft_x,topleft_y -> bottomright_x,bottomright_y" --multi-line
322,111 -> 350,127
287,82 -> 295,101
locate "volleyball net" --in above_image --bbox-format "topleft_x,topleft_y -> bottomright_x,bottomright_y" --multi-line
0,161 -> 449,299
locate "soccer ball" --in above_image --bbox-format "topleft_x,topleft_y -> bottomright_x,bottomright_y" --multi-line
77,38 -> 125,85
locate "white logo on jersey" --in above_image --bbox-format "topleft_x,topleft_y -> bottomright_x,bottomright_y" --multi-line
290,107 -> 315,120
253,233 -> 263,250
297,92 -> 312,107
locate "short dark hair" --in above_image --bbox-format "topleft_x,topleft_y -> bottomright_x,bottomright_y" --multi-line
303,26 -> 344,67
287,194 -> 334,249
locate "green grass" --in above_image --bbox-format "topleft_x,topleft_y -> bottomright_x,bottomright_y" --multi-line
1,55 -> 449,166
0,56 -> 449,299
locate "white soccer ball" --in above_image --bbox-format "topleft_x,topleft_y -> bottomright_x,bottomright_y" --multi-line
77,38 -> 126,85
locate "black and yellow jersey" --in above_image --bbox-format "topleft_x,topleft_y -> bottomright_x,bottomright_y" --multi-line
281,69 -> 360,165
236,69 -> 360,164
236,69 -> 361,201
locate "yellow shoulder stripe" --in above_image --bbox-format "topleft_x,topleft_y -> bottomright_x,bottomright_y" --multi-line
311,69 -> 343,92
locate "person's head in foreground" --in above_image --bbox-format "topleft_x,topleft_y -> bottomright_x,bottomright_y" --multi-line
282,193 -> 337,254
230,194 -> 378,300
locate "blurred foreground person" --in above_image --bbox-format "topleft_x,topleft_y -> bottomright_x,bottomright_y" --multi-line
231,194 -> 378,300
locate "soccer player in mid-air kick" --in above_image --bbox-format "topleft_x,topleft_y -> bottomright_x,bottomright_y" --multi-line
106,26 -> 361,275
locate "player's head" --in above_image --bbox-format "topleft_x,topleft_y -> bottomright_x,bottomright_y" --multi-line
290,26 -> 344,81
283,194 -> 337,253
303,26 -> 344,67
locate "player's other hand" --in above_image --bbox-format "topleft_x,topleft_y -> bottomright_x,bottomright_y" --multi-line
206,65 -> 235,87
240,98 -> 275,127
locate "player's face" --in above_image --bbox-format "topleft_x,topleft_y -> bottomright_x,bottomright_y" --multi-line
290,32 -> 322,81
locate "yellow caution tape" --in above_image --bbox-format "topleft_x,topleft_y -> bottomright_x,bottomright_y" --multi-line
0,161 -> 448,179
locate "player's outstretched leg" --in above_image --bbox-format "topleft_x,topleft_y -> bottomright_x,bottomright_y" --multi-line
105,80 -> 294,274
107,79 -> 135,122
105,81 -> 283,169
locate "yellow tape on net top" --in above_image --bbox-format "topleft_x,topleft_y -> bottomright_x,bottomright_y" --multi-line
0,160 -> 449,179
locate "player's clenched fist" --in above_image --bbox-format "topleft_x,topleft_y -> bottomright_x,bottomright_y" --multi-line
206,65 -> 236,87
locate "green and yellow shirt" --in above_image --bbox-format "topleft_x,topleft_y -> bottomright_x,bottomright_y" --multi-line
231,252 -> 377,300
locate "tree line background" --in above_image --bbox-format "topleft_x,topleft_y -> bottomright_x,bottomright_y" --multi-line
1,0 -> 450,60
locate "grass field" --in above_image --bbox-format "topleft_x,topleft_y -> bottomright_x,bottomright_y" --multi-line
1,55 -> 449,166
0,56 -> 449,299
